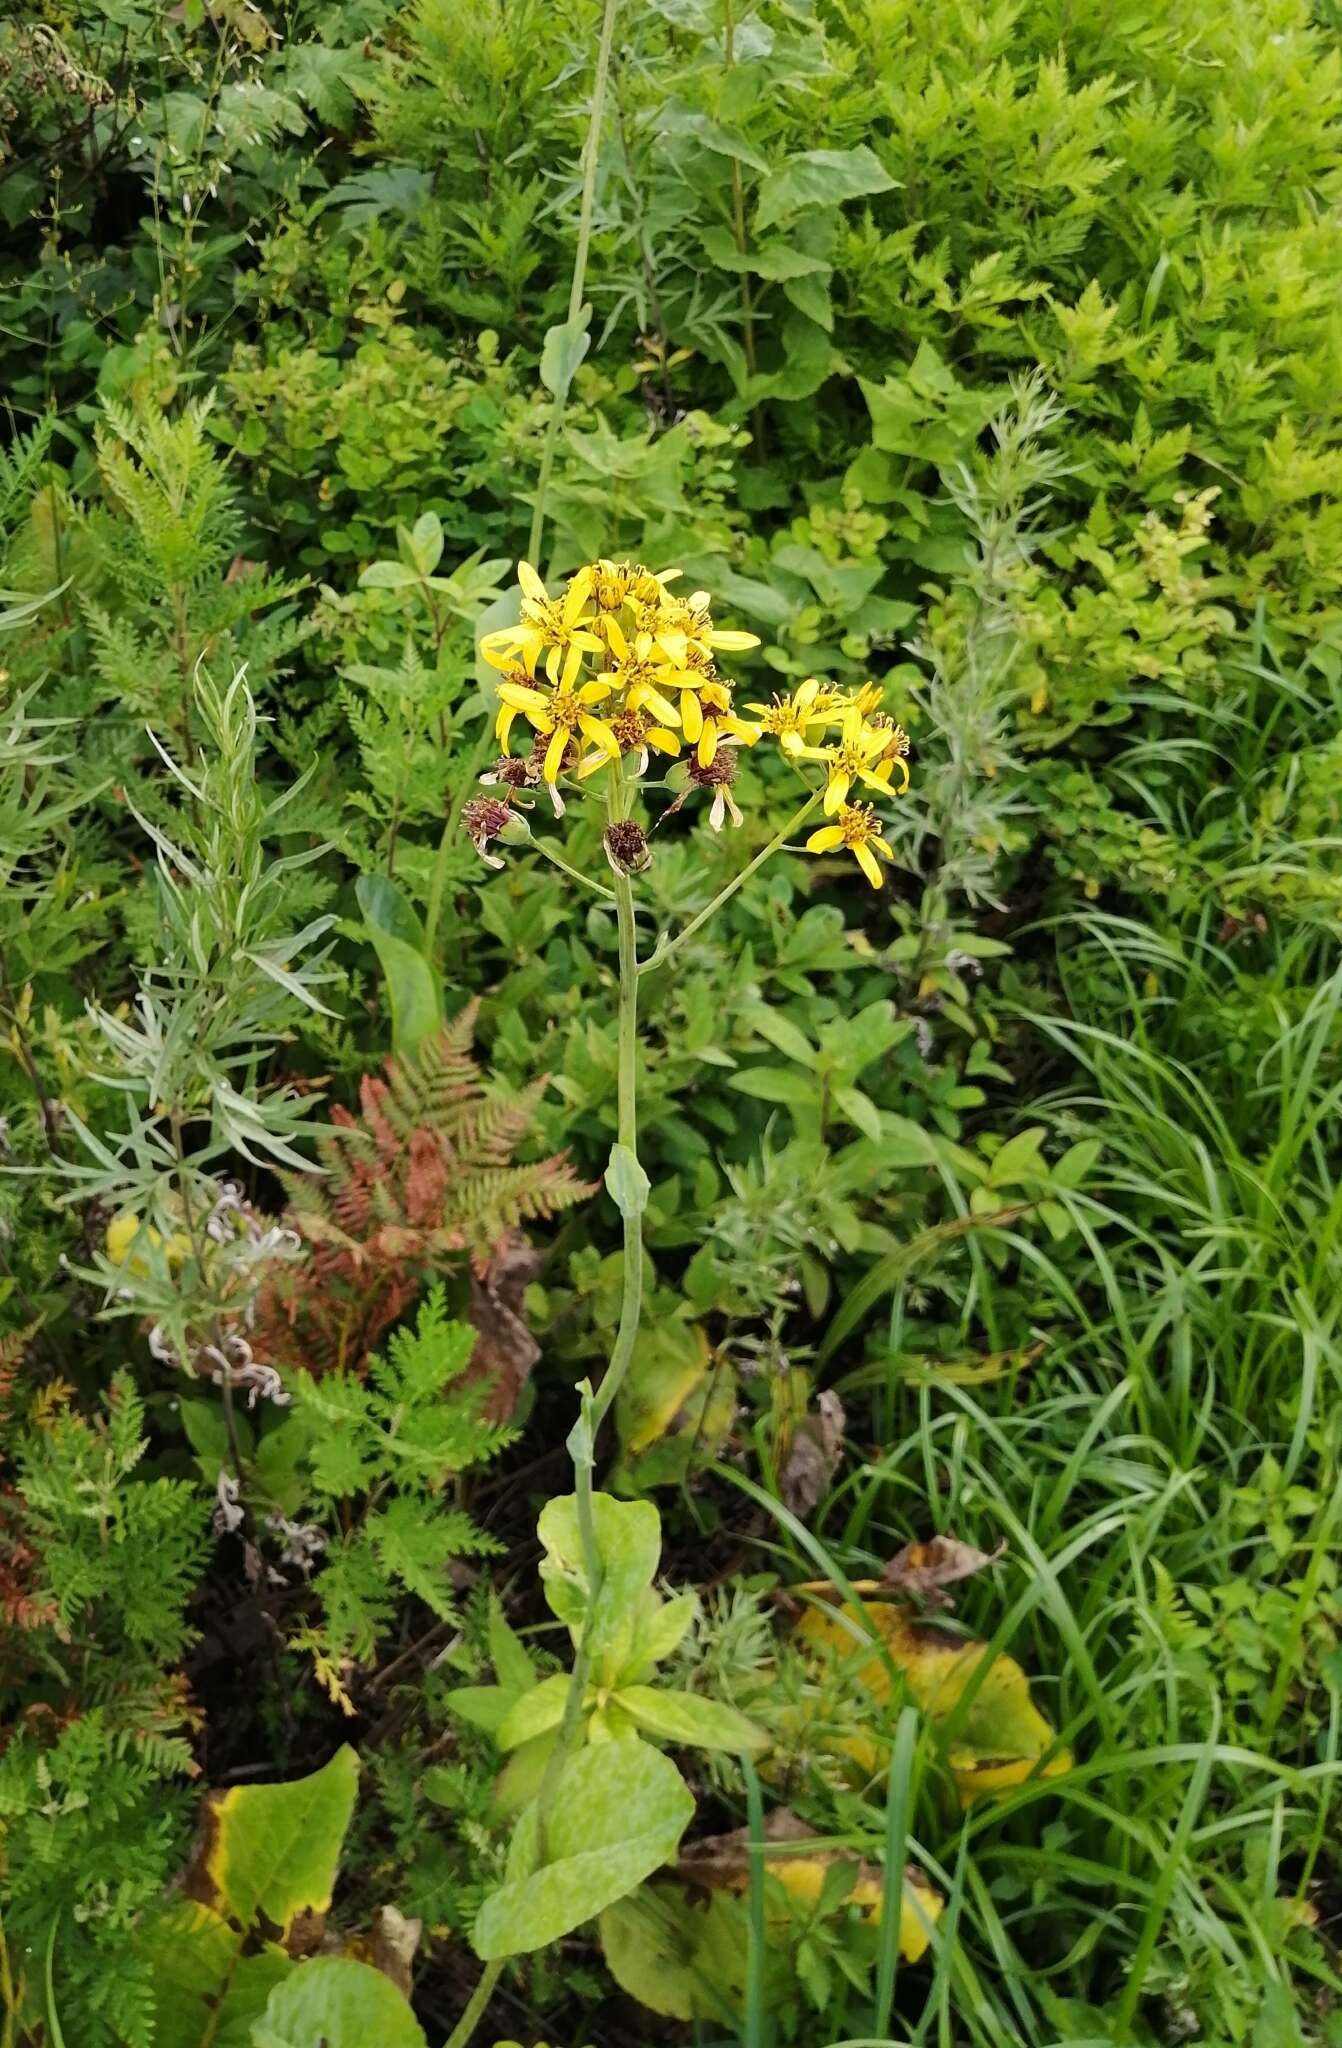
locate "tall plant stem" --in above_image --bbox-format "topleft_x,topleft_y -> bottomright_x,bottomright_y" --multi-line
722,0 -> 757,382
442,1959 -> 503,2048
592,864 -> 642,1430
434,0 -> 620,973
526,0 -> 621,568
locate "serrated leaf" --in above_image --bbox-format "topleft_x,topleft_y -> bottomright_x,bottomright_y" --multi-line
755,146 -> 895,231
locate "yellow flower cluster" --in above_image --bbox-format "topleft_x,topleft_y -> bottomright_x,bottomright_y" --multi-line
478,559 -> 911,884
481,559 -> 761,790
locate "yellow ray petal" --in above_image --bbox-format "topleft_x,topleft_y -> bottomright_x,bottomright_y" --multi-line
496,681 -> 550,714
680,691 -> 704,743
855,840 -> 884,888
824,772 -> 852,814
543,726 -> 569,784
707,628 -> 760,652
697,720 -> 718,769
806,825 -> 845,853
580,714 -> 619,756
517,560 -> 547,604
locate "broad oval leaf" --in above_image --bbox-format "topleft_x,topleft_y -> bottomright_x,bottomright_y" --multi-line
472,1741 -> 694,1959
537,1492 -> 661,1671
797,1602 -> 1071,1805
252,1957 -> 426,2048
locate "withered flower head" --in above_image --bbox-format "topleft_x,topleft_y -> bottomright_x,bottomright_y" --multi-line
687,743 -> 743,829
485,753 -> 537,790
604,819 -> 652,876
463,796 -> 517,870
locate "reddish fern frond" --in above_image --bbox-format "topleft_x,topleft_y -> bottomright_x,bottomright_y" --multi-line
250,1013 -> 595,1381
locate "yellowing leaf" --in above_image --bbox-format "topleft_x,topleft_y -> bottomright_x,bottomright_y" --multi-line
902,1339 -> 1045,1386
676,1810 -> 942,1964
611,1321 -> 737,1492
202,1747 -> 360,1936
797,1602 -> 1071,1804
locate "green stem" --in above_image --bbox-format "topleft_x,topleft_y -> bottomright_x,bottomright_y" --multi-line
591,866 -> 643,1432
441,1958 -> 503,2048
640,788 -> 820,977
533,835 -> 617,900
526,0 -> 620,567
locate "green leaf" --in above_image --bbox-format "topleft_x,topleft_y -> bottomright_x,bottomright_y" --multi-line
472,1742 -> 695,1959
357,559 -> 419,590
782,269 -> 834,331
497,1674 -> 572,1751
442,1685 -> 513,1737
728,1067 -> 817,1107
405,511 -> 444,576
537,1492 -> 661,1672
356,875 -> 442,1054
540,307 -> 592,400
987,1126 -> 1048,1187
742,1004 -> 815,1068
204,1748 -> 359,1938
662,109 -> 769,174
144,1901 -> 290,2048
699,228 -> 831,280
755,146 -> 895,231
834,1085 -> 883,1143
488,1598 -> 538,1694
616,1685 -> 767,1754
252,1958 -> 426,2048
605,1142 -> 651,1218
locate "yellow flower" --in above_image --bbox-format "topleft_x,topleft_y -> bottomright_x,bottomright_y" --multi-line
106,1210 -> 191,1276
591,558 -> 681,616
598,616 -> 683,728
741,677 -> 838,755
494,672 -> 619,786
678,677 -> 735,768
868,716 -> 911,796
802,702 -> 895,814
578,706 -> 680,780
634,587 -> 760,668
805,802 -> 896,889
480,562 -> 604,686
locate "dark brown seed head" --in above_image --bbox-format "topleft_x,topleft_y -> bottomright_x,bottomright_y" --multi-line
687,747 -> 736,789
462,796 -> 513,850
604,819 -> 652,875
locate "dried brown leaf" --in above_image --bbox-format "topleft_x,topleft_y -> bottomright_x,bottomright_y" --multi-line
881,1534 -> 1006,1609
778,1389 -> 846,1519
